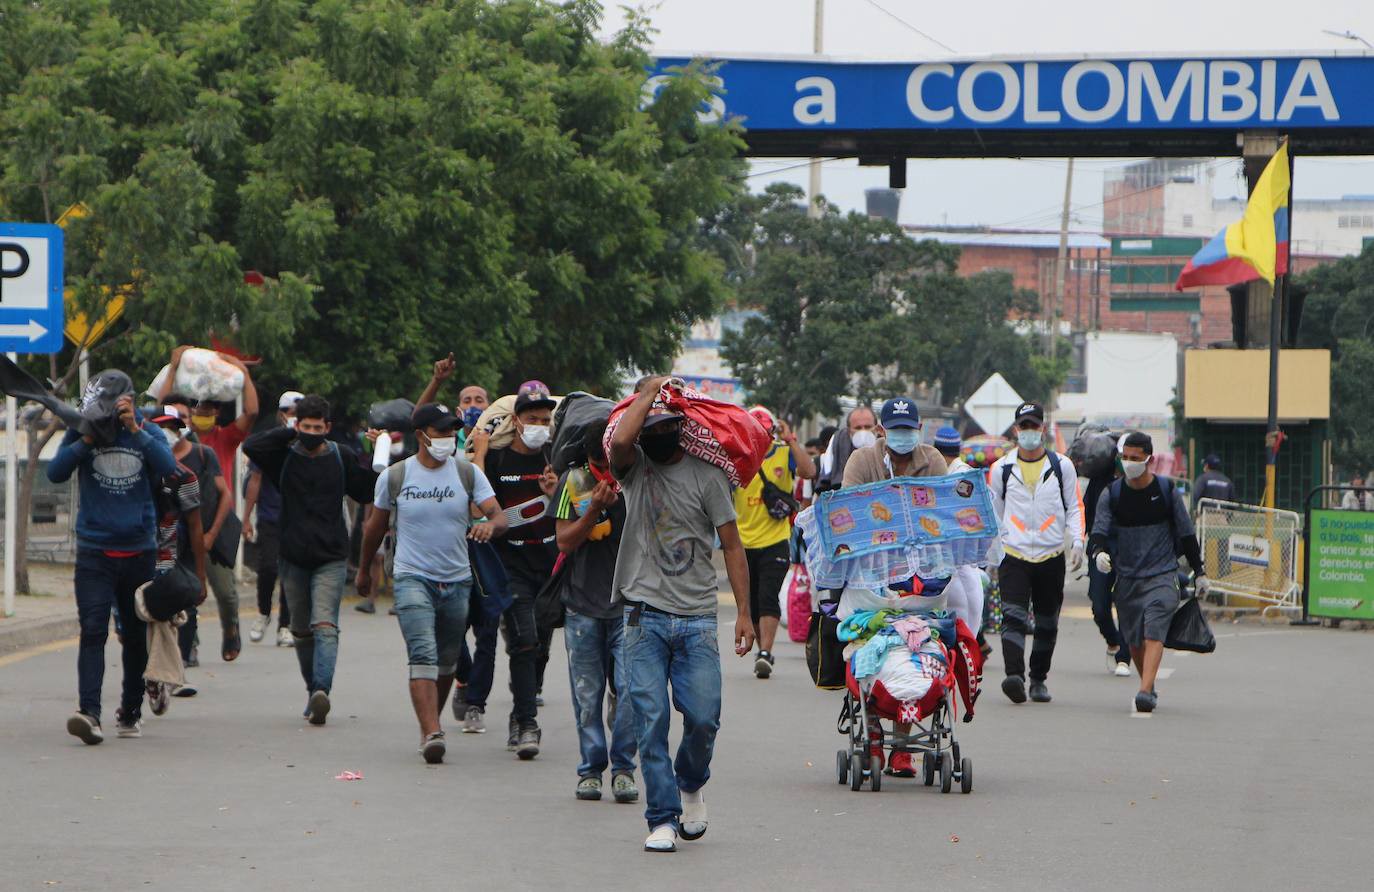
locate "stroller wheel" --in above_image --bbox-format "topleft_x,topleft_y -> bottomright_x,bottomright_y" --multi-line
922,752 -> 936,786
849,754 -> 864,792
869,763 -> 882,793
836,750 -> 849,785
940,751 -> 954,794
960,757 -> 973,794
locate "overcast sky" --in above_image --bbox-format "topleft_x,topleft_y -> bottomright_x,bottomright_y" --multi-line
598,0 -> 1374,232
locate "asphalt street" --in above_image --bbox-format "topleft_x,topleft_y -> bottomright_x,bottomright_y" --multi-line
1,589 -> 1370,891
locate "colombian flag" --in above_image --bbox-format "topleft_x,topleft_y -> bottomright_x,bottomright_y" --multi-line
1175,142 -> 1290,290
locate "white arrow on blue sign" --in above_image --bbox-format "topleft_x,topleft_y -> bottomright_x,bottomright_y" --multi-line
0,222 -> 64,354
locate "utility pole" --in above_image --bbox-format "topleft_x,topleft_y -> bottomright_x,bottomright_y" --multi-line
807,0 -> 824,219
1045,159 -> 1074,433
1240,133 -> 1283,508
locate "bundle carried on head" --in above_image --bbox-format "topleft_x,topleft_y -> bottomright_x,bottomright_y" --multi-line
145,347 -> 244,403
603,378 -> 772,486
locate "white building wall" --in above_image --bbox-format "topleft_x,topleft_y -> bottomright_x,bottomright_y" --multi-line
1057,331 -> 1179,455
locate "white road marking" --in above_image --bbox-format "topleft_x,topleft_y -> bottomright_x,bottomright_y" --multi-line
1129,711 -> 1153,719
1156,668 -> 1175,680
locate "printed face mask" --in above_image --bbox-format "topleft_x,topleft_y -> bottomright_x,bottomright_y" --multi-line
463,407 -> 483,429
1121,458 -> 1149,480
1017,429 -> 1043,451
851,430 -> 877,450
520,424 -> 550,450
426,437 -> 457,461
885,428 -> 920,455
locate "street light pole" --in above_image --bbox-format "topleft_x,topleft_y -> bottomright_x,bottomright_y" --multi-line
807,0 -> 824,219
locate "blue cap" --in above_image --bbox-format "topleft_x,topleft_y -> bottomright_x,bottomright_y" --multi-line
933,426 -> 962,451
880,397 -> 921,430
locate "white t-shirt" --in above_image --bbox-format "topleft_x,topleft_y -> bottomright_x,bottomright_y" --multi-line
373,456 -> 496,582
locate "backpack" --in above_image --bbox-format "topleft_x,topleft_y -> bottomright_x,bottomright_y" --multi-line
757,444 -> 799,520
383,455 -> 478,575
1107,475 -> 1182,556
1001,451 -> 1069,513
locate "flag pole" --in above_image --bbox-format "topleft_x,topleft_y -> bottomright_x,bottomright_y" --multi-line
1261,139 -> 1293,510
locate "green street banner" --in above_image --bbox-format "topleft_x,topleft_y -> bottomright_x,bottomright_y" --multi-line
1308,509 -> 1374,620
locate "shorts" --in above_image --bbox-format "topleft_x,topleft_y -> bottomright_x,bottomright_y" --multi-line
1113,572 -> 1181,647
746,540 -> 791,624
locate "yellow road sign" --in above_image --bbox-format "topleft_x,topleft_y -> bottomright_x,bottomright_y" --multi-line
56,203 -> 130,349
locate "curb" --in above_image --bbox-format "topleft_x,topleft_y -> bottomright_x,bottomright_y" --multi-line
0,614 -> 80,658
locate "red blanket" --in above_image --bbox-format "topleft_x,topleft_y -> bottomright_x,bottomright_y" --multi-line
603,380 -> 771,486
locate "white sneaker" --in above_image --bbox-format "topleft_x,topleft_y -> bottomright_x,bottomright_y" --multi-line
1105,650 -> 1117,674
680,788 -> 707,840
644,824 -> 678,853
277,627 -> 294,647
249,615 -> 269,643
1114,662 -> 1132,677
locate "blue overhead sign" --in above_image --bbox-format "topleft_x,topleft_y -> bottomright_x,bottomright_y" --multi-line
0,223 -> 64,354
648,54 -> 1370,134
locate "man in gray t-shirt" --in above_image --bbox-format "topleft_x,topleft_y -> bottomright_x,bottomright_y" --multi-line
609,376 -> 753,854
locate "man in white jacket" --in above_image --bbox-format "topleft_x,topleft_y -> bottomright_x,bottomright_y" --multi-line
988,403 -> 1085,704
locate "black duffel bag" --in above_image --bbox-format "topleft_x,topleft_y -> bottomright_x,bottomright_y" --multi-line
141,563 -> 203,622
805,600 -> 846,690
367,398 -> 416,434
549,391 -> 614,474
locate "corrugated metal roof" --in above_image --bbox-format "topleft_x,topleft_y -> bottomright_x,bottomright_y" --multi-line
907,229 -> 1111,250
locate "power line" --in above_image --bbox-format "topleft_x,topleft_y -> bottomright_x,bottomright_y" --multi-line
746,158 -> 842,178
856,0 -> 956,54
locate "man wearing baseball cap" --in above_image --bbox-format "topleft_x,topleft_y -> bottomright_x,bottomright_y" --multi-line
988,402 -> 1085,705
357,403 -> 506,762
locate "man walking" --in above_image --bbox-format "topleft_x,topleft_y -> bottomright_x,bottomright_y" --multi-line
608,377 -> 754,853
1089,432 -> 1208,713
733,406 -> 815,678
243,391 -> 302,648
245,396 -> 378,724
1192,454 -> 1236,511
470,391 -> 560,759
357,403 -> 505,762
554,419 -> 639,803
988,402 -> 1085,705
49,371 -> 179,744
1080,448 -> 1131,677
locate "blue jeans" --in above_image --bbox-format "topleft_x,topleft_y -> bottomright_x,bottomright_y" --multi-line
74,548 -> 156,722
279,559 -> 347,695
623,605 -> 721,831
394,575 -> 471,680
1088,561 -> 1129,664
565,608 -> 637,778
456,589 -> 500,711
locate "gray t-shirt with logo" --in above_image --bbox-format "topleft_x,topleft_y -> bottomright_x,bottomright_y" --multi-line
374,456 -> 496,583
612,449 -> 736,616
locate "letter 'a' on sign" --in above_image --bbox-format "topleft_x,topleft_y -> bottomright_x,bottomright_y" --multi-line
0,222 -> 64,354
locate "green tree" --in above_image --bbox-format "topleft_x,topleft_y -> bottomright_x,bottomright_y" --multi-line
0,0 -> 742,592
1296,243 -> 1374,472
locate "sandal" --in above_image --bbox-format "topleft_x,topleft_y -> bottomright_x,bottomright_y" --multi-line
222,626 -> 241,662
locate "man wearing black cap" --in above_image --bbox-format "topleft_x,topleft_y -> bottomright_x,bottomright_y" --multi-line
470,390 -> 560,759
988,402 -> 1085,705
1192,454 -> 1236,512
357,403 -> 507,762
48,370 -> 180,744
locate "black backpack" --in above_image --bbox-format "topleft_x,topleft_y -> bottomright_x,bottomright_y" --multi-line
1001,451 -> 1069,512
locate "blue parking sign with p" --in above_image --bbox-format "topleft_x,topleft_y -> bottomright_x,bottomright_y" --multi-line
0,222 -> 64,354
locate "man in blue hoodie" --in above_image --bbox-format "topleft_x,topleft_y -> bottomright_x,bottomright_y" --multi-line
47,370 -> 179,744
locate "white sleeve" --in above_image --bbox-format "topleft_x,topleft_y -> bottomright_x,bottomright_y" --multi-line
1061,458 -> 1085,547
373,467 -> 392,510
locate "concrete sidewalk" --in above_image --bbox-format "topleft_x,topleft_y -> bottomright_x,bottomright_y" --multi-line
0,562 -> 81,657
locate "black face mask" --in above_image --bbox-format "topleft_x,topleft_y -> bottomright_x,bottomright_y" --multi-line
297,431 -> 327,452
640,431 -> 680,464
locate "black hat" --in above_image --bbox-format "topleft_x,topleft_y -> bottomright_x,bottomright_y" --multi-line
514,392 -> 557,415
79,369 -> 134,421
1013,402 -> 1045,426
412,403 -> 460,433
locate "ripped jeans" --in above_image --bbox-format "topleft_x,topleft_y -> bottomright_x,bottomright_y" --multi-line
280,559 -> 347,696
564,608 -> 637,778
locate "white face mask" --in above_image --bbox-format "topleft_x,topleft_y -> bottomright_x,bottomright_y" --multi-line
425,436 -> 457,461
1121,458 -> 1150,480
161,427 -> 181,447
851,429 -> 877,450
520,424 -> 551,450
285,416 -> 297,430
1017,429 -> 1043,451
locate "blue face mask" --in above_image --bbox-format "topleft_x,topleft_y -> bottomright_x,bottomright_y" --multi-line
885,428 -> 920,455
462,407 -> 483,429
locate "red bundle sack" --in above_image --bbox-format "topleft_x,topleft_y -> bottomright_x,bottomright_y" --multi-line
603,379 -> 771,486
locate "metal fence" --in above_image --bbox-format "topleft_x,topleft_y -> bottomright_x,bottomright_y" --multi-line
1195,497 -> 1302,616
0,456 -> 78,564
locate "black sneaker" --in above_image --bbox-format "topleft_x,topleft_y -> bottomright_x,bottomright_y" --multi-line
507,714 -> 519,751
516,722 -> 541,761
1001,675 -> 1027,704
307,690 -> 331,725
1028,681 -> 1052,703
66,711 -> 103,745
1134,690 -> 1158,713
754,650 -> 775,679
451,685 -> 468,721
421,731 -> 446,764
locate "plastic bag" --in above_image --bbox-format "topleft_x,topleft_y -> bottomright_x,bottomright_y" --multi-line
1068,423 -> 1118,480
146,348 -> 244,402
367,398 -> 416,434
1165,597 -> 1216,653
549,391 -> 614,473
785,564 -> 812,642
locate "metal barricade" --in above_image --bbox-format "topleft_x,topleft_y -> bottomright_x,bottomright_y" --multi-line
0,455 -> 78,564
1195,498 -> 1301,616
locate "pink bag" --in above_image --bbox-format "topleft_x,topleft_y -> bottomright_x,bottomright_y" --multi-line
786,564 -> 812,643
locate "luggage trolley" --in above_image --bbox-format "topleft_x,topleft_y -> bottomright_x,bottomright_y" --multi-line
833,637 -> 973,794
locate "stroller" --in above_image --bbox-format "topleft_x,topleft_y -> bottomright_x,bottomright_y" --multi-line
833,614 -> 981,794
